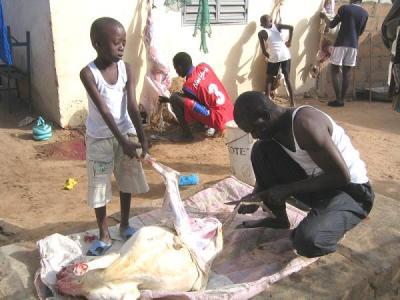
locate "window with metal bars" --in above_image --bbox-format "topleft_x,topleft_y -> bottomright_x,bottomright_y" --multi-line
182,0 -> 248,25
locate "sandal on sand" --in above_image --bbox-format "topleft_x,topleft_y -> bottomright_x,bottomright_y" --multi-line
86,240 -> 112,256
120,226 -> 136,240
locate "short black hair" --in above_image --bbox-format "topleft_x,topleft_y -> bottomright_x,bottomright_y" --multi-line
234,91 -> 275,129
90,17 -> 124,46
260,14 -> 270,23
173,52 -> 193,69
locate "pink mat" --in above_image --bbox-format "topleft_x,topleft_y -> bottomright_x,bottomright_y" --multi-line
35,176 -> 318,299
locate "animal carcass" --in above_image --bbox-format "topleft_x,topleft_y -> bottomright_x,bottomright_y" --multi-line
56,157 -> 223,299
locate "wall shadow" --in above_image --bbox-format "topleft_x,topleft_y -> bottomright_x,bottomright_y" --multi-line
292,14 -> 320,85
124,0 -> 146,91
222,22 -> 257,100
248,42 -> 267,93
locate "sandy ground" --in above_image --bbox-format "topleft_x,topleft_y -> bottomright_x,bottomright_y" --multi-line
0,97 -> 399,247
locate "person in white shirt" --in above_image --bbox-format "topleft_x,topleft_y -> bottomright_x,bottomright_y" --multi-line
230,91 -> 374,258
80,17 -> 149,256
258,14 -> 295,106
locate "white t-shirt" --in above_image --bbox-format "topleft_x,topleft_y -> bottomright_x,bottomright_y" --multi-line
86,60 -> 136,138
278,106 -> 369,184
262,24 -> 291,63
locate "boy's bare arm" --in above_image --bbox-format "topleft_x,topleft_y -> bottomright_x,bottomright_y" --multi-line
80,67 -> 140,158
277,24 -> 293,47
125,62 -> 149,157
258,30 -> 269,58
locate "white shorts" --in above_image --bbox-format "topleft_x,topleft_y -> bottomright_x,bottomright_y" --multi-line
330,46 -> 358,67
86,134 -> 149,208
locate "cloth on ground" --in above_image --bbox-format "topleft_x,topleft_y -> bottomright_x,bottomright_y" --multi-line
35,176 -> 317,300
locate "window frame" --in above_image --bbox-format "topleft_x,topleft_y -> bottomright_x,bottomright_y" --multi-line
182,0 -> 248,26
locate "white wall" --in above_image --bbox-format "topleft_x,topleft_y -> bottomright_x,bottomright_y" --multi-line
5,0 -> 323,127
49,0 -> 148,127
50,0 -> 323,127
2,0 -> 59,123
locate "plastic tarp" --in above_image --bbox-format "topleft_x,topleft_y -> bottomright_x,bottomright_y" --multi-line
35,168 -> 317,299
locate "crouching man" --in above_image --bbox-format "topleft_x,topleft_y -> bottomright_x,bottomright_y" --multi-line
232,91 -> 374,258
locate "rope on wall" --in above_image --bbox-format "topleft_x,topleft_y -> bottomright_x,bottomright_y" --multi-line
193,0 -> 211,53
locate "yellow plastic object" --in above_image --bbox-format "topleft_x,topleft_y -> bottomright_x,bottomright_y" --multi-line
64,178 -> 78,190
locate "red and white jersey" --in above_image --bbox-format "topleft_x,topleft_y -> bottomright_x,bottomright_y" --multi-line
183,63 -> 233,131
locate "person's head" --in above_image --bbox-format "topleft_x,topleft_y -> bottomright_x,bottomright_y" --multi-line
260,15 -> 273,28
173,52 -> 193,77
234,91 -> 282,140
90,17 -> 126,63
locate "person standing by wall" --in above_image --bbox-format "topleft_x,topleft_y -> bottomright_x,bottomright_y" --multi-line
381,0 -> 400,112
258,14 -> 295,107
320,0 -> 368,107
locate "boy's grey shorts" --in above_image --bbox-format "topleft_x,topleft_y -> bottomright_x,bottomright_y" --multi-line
86,134 -> 149,208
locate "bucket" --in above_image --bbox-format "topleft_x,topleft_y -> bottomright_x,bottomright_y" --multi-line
225,120 -> 256,186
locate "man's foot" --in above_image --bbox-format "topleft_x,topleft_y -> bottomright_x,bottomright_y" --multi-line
328,100 -> 344,107
238,204 -> 259,214
205,127 -> 216,137
240,217 -> 290,229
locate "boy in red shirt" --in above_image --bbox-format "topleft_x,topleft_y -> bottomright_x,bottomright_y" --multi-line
160,52 -> 233,141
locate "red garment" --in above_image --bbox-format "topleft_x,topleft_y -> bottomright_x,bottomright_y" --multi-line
183,63 -> 233,131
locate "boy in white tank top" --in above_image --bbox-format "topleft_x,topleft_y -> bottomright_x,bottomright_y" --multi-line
80,17 -> 149,256
258,14 -> 295,106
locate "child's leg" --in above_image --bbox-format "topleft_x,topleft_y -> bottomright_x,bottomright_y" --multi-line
119,192 -> 131,232
95,205 -> 112,243
114,134 -> 149,239
281,60 -> 295,107
86,137 -> 115,248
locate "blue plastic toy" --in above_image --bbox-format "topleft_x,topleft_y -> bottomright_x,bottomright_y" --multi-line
178,174 -> 199,186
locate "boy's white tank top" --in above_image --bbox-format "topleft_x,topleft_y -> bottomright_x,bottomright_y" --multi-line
263,24 -> 291,63
86,60 -> 136,138
278,106 -> 368,184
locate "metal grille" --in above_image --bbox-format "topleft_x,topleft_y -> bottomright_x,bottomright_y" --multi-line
183,0 -> 248,25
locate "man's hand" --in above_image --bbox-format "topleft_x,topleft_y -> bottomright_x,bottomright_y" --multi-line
261,185 -> 291,206
285,41 -> 291,48
122,139 -> 142,159
159,96 -> 170,103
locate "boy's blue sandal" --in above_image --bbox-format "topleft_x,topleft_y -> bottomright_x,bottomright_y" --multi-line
120,226 -> 136,240
86,240 -> 112,256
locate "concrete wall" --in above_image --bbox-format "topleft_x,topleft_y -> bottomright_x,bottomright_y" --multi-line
318,1 -> 392,98
49,0 -> 324,127
3,0 -> 325,127
48,0 -> 148,127
2,0 -> 59,122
